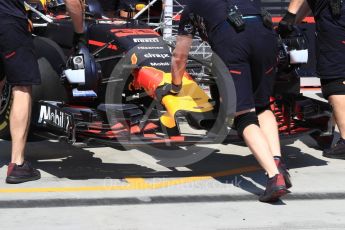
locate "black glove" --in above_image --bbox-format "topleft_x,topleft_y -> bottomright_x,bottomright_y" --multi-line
261,8 -> 273,29
73,32 -> 87,50
155,83 -> 182,102
277,11 -> 296,38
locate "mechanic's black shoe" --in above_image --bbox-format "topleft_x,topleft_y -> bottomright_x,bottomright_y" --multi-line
323,138 -> 345,159
6,161 -> 41,184
259,174 -> 289,203
274,158 -> 292,189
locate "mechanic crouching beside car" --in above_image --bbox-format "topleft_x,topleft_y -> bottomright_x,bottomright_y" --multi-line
165,0 -> 292,202
278,0 -> 345,159
0,0 -> 84,184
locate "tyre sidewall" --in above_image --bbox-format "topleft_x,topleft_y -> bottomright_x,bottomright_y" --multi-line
0,83 -> 12,139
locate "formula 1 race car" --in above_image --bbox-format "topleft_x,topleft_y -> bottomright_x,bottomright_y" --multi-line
0,0 -> 334,150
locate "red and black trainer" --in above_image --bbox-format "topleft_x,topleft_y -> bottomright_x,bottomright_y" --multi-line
274,158 -> 292,189
6,161 -> 41,184
259,174 -> 289,203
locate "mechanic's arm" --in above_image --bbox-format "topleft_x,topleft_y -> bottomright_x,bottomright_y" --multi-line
295,1 -> 312,23
286,0 -> 312,22
287,0 -> 306,15
171,35 -> 193,87
65,0 -> 86,48
65,0 -> 84,33
278,0 -> 310,36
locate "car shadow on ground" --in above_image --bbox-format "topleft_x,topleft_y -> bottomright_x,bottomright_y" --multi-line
0,135 -> 328,200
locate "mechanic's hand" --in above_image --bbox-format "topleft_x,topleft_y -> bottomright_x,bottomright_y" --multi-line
277,11 -> 297,38
73,32 -> 87,51
155,83 -> 182,102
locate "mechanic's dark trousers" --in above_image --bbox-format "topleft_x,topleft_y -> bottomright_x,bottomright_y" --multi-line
316,4 -> 345,98
208,16 -> 278,112
0,16 -> 41,86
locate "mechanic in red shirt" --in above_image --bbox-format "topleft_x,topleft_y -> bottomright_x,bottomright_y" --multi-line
165,0 -> 291,202
0,0 -> 84,184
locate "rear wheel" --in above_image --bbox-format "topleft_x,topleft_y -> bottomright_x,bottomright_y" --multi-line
32,36 -> 68,103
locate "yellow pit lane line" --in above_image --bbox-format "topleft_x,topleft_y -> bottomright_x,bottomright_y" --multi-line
0,166 -> 262,193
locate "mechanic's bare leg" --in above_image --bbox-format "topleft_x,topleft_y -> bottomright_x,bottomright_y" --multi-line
258,110 -> 282,157
328,95 -> 345,139
10,86 -> 32,165
237,110 -> 279,178
258,109 -> 292,189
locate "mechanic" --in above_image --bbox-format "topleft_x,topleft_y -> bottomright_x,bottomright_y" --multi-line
0,0 -> 84,184
66,0 -> 85,47
278,0 -> 345,159
165,0 -> 291,202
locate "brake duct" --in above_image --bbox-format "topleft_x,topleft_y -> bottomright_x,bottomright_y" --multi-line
132,66 -> 215,136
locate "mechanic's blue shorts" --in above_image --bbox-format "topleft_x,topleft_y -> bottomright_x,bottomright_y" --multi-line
0,16 -> 41,86
316,5 -> 345,80
209,17 -> 278,112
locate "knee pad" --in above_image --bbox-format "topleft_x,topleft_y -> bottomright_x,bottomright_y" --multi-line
234,112 -> 259,136
255,104 -> 271,115
321,78 -> 345,99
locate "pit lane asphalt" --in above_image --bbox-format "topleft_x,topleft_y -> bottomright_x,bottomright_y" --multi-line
1,95 -> 345,229
1,133 -> 345,228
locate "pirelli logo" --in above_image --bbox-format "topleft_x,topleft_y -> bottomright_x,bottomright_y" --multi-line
133,38 -> 160,43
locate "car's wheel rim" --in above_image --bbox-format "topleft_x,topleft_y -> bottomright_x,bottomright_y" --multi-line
0,83 -> 11,115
